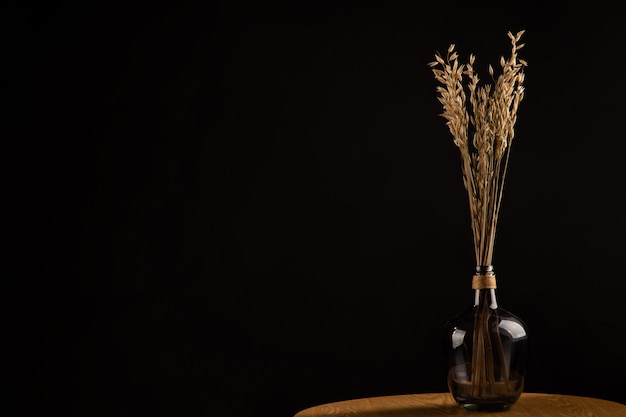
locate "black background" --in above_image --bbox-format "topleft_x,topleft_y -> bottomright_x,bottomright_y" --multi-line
7,1 -> 626,416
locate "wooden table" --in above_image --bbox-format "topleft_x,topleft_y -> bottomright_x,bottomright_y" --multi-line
294,393 -> 626,417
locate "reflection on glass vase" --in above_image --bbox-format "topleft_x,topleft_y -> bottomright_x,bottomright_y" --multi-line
443,266 -> 529,411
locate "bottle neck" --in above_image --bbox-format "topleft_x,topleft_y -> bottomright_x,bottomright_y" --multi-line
474,288 -> 498,309
473,265 -> 498,309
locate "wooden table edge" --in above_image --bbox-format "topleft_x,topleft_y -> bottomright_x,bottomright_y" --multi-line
294,392 -> 626,417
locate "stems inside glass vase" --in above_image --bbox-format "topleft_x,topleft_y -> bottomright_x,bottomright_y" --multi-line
470,289 -> 512,399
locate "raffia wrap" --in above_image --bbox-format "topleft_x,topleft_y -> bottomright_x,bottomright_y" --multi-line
472,274 -> 497,289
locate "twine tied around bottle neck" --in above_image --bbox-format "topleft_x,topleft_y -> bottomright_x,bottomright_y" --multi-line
472,265 -> 497,289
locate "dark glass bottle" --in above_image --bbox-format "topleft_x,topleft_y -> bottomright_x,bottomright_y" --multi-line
443,266 -> 529,411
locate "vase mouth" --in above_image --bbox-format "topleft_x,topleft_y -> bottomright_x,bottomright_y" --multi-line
475,265 -> 494,275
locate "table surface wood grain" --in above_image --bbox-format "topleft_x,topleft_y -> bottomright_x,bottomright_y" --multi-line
294,392 -> 626,417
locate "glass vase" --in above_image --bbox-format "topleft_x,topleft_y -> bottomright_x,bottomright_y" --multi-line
443,266 -> 529,411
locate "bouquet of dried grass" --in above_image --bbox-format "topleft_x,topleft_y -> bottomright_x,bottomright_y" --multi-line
429,30 -> 526,267
429,31 -> 528,405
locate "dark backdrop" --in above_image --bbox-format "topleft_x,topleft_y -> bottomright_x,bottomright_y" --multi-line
8,1 -> 626,416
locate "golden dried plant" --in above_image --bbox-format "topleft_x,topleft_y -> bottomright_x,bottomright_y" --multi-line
429,30 -> 527,267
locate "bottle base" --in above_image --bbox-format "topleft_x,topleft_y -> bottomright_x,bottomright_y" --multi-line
448,373 -> 524,411
452,390 -> 521,411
